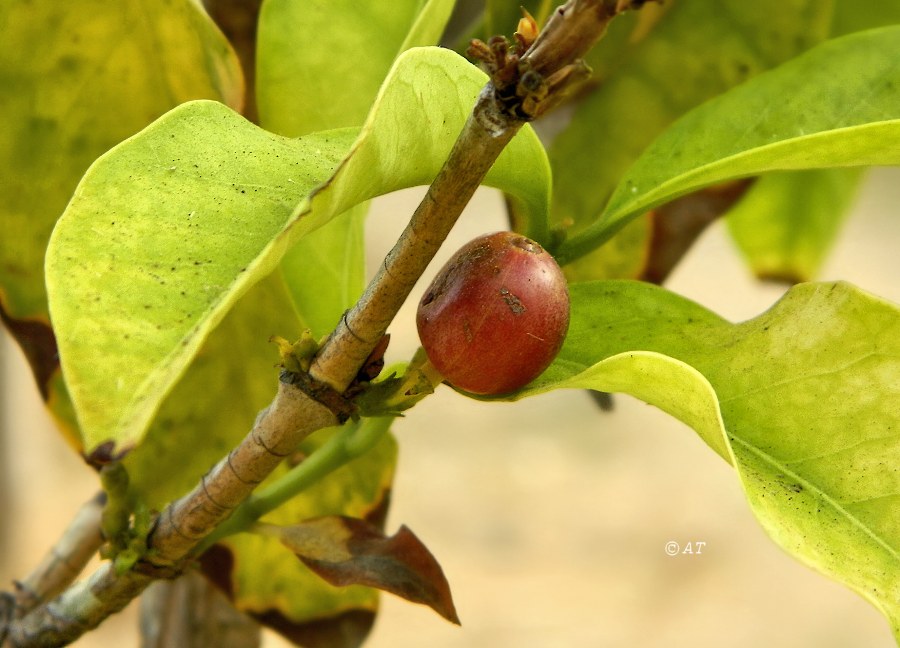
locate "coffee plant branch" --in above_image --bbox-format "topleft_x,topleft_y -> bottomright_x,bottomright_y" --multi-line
1,1 -> 650,645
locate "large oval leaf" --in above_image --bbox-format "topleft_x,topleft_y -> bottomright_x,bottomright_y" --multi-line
555,26 -> 900,264
46,47 -> 550,454
519,280 -> 900,639
0,0 -> 242,443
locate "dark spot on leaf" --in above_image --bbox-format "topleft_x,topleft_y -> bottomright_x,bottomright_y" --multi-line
83,440 -> 131,470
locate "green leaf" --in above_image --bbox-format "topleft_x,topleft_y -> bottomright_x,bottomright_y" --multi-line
122,272 -> 307,512
0,0 -> 242,424
519,280 -> 900,639
726,169 -> 864,283
830,3 -> 900,37
47,47 -> 550,453
257,0 -> 455,137
0,0 -> 242,320
548,0 -> 832,275
556,26 -> 900,264
559,217 -> 650,282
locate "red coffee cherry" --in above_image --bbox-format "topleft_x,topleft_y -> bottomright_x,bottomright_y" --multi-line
416,231 -> 570,395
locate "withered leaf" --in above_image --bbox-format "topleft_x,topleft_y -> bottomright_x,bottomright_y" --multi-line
257,516 -> 460,625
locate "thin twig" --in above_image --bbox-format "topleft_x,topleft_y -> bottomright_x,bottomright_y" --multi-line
12,493 -> 105,619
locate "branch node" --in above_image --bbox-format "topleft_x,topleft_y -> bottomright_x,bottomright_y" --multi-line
279,369 -> 357,423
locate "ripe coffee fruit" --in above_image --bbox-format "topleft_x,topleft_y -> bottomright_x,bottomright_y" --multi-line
416,231 -> 569,395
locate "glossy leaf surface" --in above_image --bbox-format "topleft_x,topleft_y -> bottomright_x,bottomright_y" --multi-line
518,280 -> 900,639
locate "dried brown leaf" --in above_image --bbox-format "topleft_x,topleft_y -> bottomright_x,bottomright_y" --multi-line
258,516 -> 459,625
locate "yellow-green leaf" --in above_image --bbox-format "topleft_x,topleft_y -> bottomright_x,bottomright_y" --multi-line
0,0 -> 242,443
519,280 -> 900,640
46,47 -> 550,453
549,0 -> 832,276
257,0 -> 454,137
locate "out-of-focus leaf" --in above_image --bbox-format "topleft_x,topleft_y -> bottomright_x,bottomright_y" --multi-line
726,169 -> 863,284
549,0 -> 832,276
556,27 -> 900,265
0,0 -> 242,440
559,218 -> 650,282
258,516 -> 460,625
202,0 -> 264,121
260,0 -> 453,341
0,0 -> 242,321
257,0 -> 455,137
515,280 -> 900,639
830,3 -> 900,36
47,47 -> 550,455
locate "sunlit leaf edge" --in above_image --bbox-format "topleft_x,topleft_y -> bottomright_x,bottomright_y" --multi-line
46,46 -> 550,453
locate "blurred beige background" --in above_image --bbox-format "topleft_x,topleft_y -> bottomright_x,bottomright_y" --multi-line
2,167 -> 899,647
